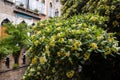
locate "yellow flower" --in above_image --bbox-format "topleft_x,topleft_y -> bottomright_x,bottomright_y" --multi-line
46,28 -> 50,32
56,23 -> 62,26
46,76 -> 51,79
56,27 -> 61,30
84,53 -> 90,60
59,38 -> 64,42
104,48 -> 111,55
66,70 -> 75,78
57,32 -> 64,38
52,68 -> 56,73
30,68 -> 35,72
51,36 -> 56,41
31,35 -> 35,39
57,52 -> 63,57
111,5 -> 116,10
112,21 -> 119,27
39,36 -> 45,42
90,43 -> 98,50
37,72 -> 40,75
112,47 -> 118,53
22,76 -> 26,80
37,66 -> 41,70
97,36 -> 104,40
39,56 -> 47,64
45,45 -> 49,49
32,26 -> 36,29
37,31 -> 41,35
108,38 -> 114,42
71,45 -> 77,50
90,16 -> 96,22
105,10 -> 110,15
75,53 -> 80,57
49,41 -> 55,47
28,47 -> 32,51
31,56 -> 37,64
28,73 -> 31,76
65,51 -> 70,57
40,23 -> 45,26
34,40 -> 39,46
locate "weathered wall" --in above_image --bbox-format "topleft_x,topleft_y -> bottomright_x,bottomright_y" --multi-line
0,66 -> 28,80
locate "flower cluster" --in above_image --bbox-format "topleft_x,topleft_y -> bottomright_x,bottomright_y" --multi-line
82,0 -> 120,33
23,14 -> 118,80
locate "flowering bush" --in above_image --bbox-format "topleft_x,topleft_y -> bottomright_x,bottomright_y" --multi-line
23,14 -> 118,80
82,0 -> 120,33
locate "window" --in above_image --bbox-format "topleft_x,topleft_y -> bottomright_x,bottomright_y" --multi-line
5,57 -> 10,68
16,0 -> 26,8
1,18 -> 10,26
56,0 -> 59,2
55,9 -> 59,17
0,18 -> 10,39
50,2 -> 52,8
22,52 -> 26,64
49,2 -> 53,17
41,0 -> 45,3
40,0 -> 46,14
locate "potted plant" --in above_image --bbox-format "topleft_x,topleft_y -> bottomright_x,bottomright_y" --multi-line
19,3 -> 24,7
34,9 -> 39,13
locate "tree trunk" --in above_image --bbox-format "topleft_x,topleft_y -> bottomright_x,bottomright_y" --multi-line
13,50 -> 20,64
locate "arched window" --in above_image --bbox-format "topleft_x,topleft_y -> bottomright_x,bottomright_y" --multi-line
56,0 -> 59,2
50,2 -> 52,8
5,57 -> 10,68
0,18 -> 10,39
49,2 -> 53,17
1,18 -> 10,26
32,23 -> 35,26
21,20 -> 26,24
22,52 -> 26,64
55,9 -> 59,17
41,0 -> 46,14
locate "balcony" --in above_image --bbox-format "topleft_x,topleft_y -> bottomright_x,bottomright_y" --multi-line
4,0 -> 15,4
13,5 -> 41,20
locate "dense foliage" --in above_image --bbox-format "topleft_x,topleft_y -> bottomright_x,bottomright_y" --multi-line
82,0 -> 120,33
61,0 -> 120,34
60,0 -> 89,18
22,14 -> 119,80
0,23 -> 31,63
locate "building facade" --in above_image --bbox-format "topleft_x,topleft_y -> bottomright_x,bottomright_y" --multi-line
0,0 -> 62,38
0,0 -> 62,79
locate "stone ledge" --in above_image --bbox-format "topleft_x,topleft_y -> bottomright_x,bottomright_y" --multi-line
0,65 -> 29,74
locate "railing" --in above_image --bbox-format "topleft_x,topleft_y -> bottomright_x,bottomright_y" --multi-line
14,6 -> 41,20
4,0 -> 15,4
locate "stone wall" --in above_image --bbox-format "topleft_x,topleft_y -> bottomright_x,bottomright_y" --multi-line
0,66 -> 28,80
0,49 -> 29,72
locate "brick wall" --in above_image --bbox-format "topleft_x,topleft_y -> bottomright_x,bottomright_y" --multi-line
0,66 -> 28,80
